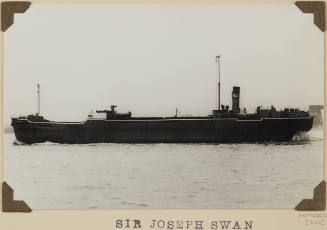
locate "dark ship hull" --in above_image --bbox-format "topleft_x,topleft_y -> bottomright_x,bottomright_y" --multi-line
11,116 -> 313,144
11,86 -> 313,144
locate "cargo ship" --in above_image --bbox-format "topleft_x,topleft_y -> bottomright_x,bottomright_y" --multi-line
11,57 -> 313,144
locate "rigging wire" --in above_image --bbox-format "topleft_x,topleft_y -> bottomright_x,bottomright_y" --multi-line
11,91 -> 35,117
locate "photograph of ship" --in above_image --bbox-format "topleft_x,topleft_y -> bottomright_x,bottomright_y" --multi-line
11,72 -> 313,144
3,4 -> 324,209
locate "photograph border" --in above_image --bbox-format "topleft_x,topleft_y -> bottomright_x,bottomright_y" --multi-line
0,0 -> 326,229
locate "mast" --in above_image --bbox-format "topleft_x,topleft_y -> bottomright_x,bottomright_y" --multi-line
216,55 -> 221,110
37,84 -> 40,115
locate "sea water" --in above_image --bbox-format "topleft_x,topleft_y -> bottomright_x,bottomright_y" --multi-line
3,129 -> 323,209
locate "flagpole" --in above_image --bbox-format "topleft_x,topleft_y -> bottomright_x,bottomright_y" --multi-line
37,84 -> 40,115
216,55 -> 221,110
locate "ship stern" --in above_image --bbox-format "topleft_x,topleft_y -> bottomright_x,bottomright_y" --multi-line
11,117 -> 41,144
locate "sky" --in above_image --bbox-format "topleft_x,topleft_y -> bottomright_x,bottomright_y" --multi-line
3,4 -> 324,125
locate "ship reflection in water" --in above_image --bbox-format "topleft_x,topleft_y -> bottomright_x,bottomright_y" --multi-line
4,128 -> 323,209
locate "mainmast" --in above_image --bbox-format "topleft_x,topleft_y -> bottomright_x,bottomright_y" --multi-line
37,84 -> 40,115
216,55 -> 221,110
